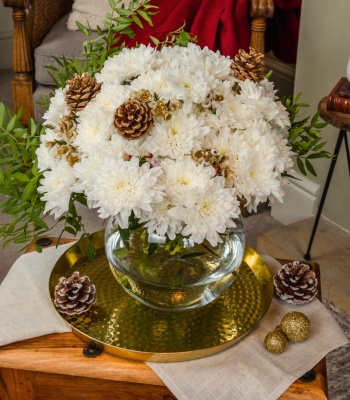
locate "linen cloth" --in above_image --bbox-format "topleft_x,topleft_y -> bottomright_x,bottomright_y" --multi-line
147,256 -> 349,400
0,247 -> 348,400
0,243 -> 73,346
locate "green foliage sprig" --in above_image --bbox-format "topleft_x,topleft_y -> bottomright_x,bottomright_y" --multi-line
0,104 -> 97,255
37,0 -> 158,110
282,93 -> 332,177
150,23 -> 198,49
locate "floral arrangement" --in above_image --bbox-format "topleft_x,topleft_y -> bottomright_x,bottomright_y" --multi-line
0,0 -> 330,253
37,43 -> 295,247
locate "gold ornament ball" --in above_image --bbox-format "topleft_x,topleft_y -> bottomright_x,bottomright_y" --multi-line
264,331 -> 287,354
280,312 -> 311,342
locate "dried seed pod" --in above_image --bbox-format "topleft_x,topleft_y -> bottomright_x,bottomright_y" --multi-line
114,99 -> 154,140
66,72 -> 102,112
274,261 -> 318,304
231,47 -> 265,83
54,271 -> 96,315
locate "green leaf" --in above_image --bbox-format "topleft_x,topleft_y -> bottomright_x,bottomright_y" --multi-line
118,227 -> 130,249
21,179 -> 36,202
305,159 -> 317,176
64,226 -> 76,235
136,9 -> 152,25
113,247 -> 127,259
0,103 -> 6,126
34,245 -> 43,253
108,0 -> 116,9
181,251 -> 207,259
131,15 -> 143,28
115,8 -> 132,15
296,157 -> 306,175
265,69 -> 273,79
87,243 -> 97,261
148,242 -> 158,256
307,153 -> 325,159
32,216 -> 49,230
6,115 -> 17,132
153,36 -> 163,46
13,172 -> 30,182
76,21 -> 90,36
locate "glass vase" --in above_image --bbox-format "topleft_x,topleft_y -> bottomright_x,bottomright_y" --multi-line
105,216 -> 245,311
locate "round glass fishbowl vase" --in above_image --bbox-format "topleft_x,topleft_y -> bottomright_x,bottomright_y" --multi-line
105,216 -> 245,311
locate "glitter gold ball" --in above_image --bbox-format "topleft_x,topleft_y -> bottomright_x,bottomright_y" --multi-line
280,312 -> 311,342
264,331 -> 286,354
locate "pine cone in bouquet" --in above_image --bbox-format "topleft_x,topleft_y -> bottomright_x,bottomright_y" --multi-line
231,47 -> 265,83
54,271 -> 96,315
273,261 -> 318,304
66,72 -> 102,112
114,98 -> 154,140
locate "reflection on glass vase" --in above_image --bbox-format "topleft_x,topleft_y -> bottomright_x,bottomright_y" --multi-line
105,215 -> 245,311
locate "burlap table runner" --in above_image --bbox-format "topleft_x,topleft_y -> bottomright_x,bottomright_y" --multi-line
0,246 -> 348,399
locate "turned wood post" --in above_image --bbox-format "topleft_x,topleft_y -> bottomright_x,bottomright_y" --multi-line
250,0 -> 274,55
3,0 -> 34,124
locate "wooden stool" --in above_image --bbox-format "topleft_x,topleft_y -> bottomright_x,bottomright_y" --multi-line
304,97 -> 350,260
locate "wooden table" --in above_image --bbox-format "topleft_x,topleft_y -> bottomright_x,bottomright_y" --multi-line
0,240 -> 328,400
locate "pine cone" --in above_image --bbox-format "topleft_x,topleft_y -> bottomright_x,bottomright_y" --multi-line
54,271 -> 96,315
114,99 -> 154,140
66,72 -> 102,112
273,261 -> 318,304
231,47 -> 265,83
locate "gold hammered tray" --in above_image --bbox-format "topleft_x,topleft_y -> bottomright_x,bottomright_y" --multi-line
49,231 -> 273,362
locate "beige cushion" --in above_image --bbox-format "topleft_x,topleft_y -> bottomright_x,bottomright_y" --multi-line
67,0 -> 131,31
34,14 -> 99,86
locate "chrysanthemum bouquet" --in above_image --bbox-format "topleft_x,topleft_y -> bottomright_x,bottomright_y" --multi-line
39,43 -> 295,249
0,0 -> 330,254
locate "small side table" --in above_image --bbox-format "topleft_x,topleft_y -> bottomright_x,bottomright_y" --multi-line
304,97 -> 350,260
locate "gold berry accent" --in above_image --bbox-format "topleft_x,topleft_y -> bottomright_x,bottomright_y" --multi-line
280,312 -> 311,342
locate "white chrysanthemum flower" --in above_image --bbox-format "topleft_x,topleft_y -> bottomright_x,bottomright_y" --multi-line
160,157 -> 215,206
37,160 -> 76,218
96,45 -> 158,84
166,64 -> 210,104
94,82 -> 132,113
215,91 -> 252,129
239,80 -> 279,120
72,153 -> 104,204
231,120 -> 289,211
88,156 -> 164,228
36,128 -> 61,172
42,88 -> 69,128
143,110 -> 210,159
188,44 -> 233,81
139,198 -> 183,240
258,78 -> 278,99
169,177 -> 239,246
130,67 -> 183,104
73,106 -> 115,157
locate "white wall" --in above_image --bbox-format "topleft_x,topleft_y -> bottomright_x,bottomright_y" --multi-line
294,0 -> 350,231
0,2 -> 13,69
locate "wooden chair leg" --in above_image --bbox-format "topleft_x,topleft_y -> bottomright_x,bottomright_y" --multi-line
6,3 -> 34,124
250,0 -> 275,54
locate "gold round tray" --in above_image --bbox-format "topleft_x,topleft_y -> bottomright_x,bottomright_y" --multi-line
49,231 -> 273,362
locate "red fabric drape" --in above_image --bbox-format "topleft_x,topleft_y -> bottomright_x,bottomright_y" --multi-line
117,0 -> 302,64
118,0 -> 251,59
266,0 -> 302,64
